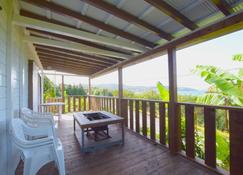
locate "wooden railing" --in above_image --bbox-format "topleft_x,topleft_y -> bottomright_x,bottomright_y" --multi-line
46,95 -> 243,174
45,97 -> 63,113
177,102 -> 243,174
66,95 -> 88,112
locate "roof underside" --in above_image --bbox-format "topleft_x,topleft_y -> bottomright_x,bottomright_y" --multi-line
18,0 -> 243,76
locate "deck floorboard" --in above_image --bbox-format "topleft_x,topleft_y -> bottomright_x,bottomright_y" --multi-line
16,115 -> 217,175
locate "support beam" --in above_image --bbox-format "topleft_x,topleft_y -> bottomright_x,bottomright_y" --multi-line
34,44 -> 124,62
118,67 -> 123,116
167,48 -> 180,154
91,11 -> 243,78
23,35 -> 131,59
21,0 -> 156,48
36,48 -> 115,65
39,56 -> 102,70
211,0 -> 232,16
61,75 -> 65,113
144,0 -> 198,30
13,14 -> 147,52
41,62 -> 96,76
37,51 -> 111,67
28,60 -> 34,109
82,0 -> 173,41
27,27 -> 134,56
88,77 -> 91,110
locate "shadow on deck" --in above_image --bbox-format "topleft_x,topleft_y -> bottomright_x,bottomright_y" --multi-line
16,114 -> 217,175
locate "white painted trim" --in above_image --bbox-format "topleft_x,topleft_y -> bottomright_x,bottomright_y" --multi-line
12,15 -> 147,53
23,35 -> 131,59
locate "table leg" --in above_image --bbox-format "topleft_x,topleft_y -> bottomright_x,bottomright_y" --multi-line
73,119 -> 76,132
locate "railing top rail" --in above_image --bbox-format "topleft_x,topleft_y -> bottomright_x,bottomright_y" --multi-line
67,95 -> 88,97
122,97 -> 169,103
178,102 -> 243,111
89,95 -> 118,99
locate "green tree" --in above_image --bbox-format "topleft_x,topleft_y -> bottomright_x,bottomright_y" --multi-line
194,56 -> 243,131
43,76 -> 55,102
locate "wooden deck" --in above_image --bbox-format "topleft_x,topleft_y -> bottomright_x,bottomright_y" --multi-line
16,115 -> 217,175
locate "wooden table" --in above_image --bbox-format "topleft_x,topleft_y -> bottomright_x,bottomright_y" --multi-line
40,102 -> 65,120
73,111 -> 125,152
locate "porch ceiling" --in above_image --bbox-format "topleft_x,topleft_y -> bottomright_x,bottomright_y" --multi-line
17,0 -> 243,76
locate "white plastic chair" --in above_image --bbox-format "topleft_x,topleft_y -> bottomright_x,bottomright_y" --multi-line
20,107 -> 58,138
11,118 -> 65,175
20,107 -> 55,127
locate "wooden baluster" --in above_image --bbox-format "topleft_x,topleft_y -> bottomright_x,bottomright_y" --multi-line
142,101 -> 147,137
101,98 -> 104,110
78,96 -> 81,111
68,96 -> 71,112
121,99 -> 128,127
109,98 -> 112,112
150,102 -> 156,141
97,98 -> 100,110
229,109 -> 243,175
204,107 -> 216,168
159,102 -> 166,145
185,105 -> 195,158
129,100 -> 134,130
73,96 -> 76,112
116,98 -> 119,115
135,100 -> 140,134
112,98 -> 115,114
84,96 -> 86,111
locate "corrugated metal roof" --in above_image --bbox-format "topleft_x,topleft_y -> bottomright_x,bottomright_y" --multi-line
18,0 -> 243,75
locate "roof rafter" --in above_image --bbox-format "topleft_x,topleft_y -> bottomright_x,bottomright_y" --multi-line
39,55 -> 102,71
40,61 -> 99,73
144,0 -> 198,30
39,56 -> 103,70
22,34 -> 131,59
40,62 -> 97,75
27,27 -> 134,56
34,44 -> 124,62
82,0 -> 173,40
210,0 -> 232,16
91,10 -> 243,78
13,14 -> 147,53
35,47 -> 117,65
37,52 -> 107,68
21,0 -> 156,48
36,49 -> 112,67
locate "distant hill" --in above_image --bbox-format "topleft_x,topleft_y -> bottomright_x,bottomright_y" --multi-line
90,84 -> 206,96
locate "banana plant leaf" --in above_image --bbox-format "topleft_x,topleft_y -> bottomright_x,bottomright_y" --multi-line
157,82 -> 169,101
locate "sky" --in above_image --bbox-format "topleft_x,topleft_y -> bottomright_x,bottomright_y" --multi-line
45,29 -> 243,91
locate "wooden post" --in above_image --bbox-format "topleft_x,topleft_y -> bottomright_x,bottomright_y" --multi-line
167,47 -> 180,154
229,109 -> 243,174
61,75 -> 65,113
118,67 -> 123,116
88,77 -> 91,111
28,60 -> 34,110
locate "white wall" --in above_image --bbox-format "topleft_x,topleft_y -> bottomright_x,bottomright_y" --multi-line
0,0 -> 41,174
0,0 -> 8,173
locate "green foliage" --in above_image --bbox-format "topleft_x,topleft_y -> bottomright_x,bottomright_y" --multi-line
196,93 -> 225,105
233,54 -> 243,61
194,64 -> 243,106
43,76 -> 55,102
137,89 -> 161,100
65,84 -> 86,96
157,82 -> 169,101
92,87 -> 113,96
